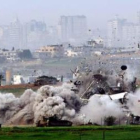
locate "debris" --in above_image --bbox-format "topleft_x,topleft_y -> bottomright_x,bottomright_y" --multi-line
121,65 -> 127,71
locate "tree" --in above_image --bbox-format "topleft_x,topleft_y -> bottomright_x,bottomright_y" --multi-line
18,50 -> 32,60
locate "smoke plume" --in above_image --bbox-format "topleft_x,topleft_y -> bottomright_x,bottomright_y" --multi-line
0,82 -> 128,126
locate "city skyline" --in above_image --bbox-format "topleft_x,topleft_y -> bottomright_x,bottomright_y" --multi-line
0,13 -> 140,50
0,0 -> 140,29
0,0 -> 140,50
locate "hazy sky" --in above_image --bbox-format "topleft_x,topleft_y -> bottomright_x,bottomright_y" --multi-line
0,0 -> 140,29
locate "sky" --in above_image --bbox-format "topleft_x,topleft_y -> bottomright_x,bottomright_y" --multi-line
0,0 -> 140,29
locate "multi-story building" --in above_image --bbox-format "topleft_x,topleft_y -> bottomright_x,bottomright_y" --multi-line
9,18 -> 22,48
0,48 -> 20,61
60,15 -> 87,43
122,23 -> 136,48
26,20 -> 47,50
135,25 -> 140,46
108,12 -> 140,49
46,26 -> 59,45
26,20 -> 46,33
65,39 -> 104,57
137,11 -> 140,25
34,45 -> 64,59
0,48 -> 32,61
108,18 -> 127,48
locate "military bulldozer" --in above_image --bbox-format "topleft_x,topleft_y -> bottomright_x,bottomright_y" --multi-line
36,115 -> 72,127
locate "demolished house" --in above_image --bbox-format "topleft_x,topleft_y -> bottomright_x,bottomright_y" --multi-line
72,65 -> 136,97
70,63 -> 139,124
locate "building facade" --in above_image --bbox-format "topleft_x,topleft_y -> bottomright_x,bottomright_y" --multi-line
9,18 -> 23,48
108,18 -> 127,48
35,45 -> 64,59
60,15 -> 87,43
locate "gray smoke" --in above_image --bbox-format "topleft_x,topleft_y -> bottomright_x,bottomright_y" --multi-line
80,95 -> 124,124
0,79 -> 139,126
127,89 -> 140,116
0,83 -> 82,125
0,82 -> 123,126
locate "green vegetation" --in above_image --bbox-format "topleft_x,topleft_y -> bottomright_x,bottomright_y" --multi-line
0,88 -> 25,96
0,88 -> 37,97
1,125 -> 140,140
45,57 -> 82,67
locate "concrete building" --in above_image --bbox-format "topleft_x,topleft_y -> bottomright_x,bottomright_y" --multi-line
26,20 -> 46,33
108,13 -> 140,49
108,18 -> 127,48
26,20 -> 47,50
13,74 -> 37,84
0,48 -> 32,61
0,26 -> 10,48
0,49 -> 20,61
65,39 -> 104,57
137,11 -> 140,25
13,75 -> 24,84
9,18 -> 22,48
121,22 -> 140,49
34,45 -> 64,59
65,46 -> 82,57
60,15 -> 87,43
122,23 -> 136,48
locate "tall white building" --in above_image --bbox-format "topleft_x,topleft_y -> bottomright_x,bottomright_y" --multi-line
122,23 -> 136,48
135,25 -> 140,46
137,11 -> 140,25
122,23 -> 140,49
26,20 -> 47,50
60,16 -> 87,43
9,18 -> 22,48
108,18 -> 127,48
